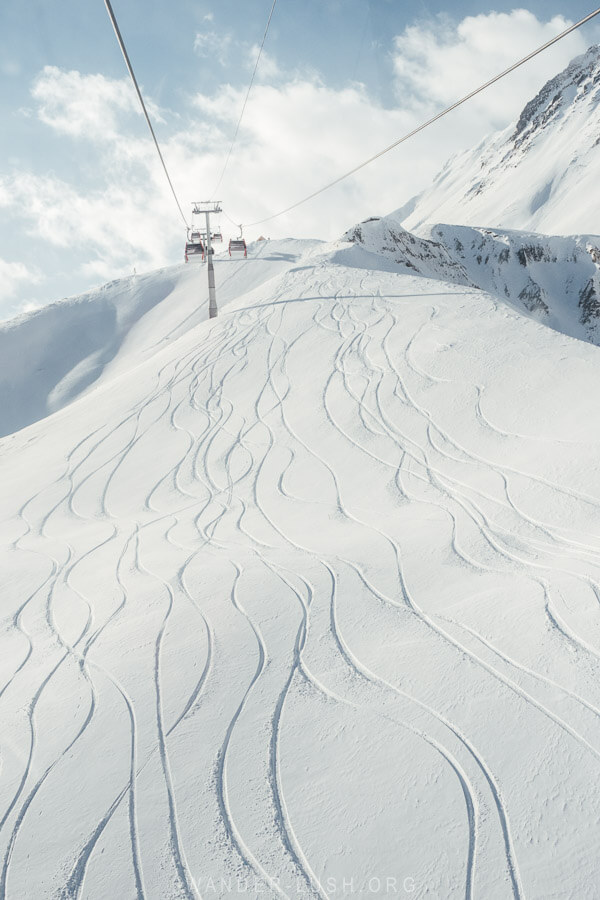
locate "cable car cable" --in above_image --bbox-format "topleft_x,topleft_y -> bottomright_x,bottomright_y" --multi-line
210,0 -> 278,199
103,0 -> 190,229
222,209 -> 243,229
244,5 -> 600,228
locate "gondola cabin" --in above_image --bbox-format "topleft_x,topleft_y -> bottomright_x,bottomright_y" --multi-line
185,231 -> 205,263
229,238 -> 247,257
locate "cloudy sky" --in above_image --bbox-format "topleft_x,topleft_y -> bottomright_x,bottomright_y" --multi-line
1,0 -> 598,320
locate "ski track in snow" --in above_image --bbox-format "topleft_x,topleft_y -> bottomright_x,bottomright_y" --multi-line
2,258 -> 600,898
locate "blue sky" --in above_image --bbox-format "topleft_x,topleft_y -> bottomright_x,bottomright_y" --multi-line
1,0 -> 599,319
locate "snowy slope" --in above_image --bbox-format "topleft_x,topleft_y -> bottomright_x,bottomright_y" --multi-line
3,236 -> 600,898
344,215 -> 600,343
0,239 -> 321,438
401,45 -> 600,236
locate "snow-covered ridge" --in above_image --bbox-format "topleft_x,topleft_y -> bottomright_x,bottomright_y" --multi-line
401,44 -> 600,236
5,215 -> 600,443
430,224 -> 600,341
0,238 -> 321,438
341,217 -> 472,285
344,214 -> 600,344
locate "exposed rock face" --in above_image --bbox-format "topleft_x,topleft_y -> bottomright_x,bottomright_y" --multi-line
514,46 -> 600,141
342,48 -> 600,343
518,278 -> 549,315
342,218 -> 472,285
342,214 -> 600,344
579,276 -> 600,327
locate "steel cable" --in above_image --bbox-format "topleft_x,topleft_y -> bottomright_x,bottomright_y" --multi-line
103,0 -> 190,229
210,0 -> 278,199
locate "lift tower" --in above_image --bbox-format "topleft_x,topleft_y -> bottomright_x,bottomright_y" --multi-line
193,201 -> 222,318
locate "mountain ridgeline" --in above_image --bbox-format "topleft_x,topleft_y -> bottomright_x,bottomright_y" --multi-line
400,45 -> 600,237
339,45 -> 600,346
343,217 -> 600,344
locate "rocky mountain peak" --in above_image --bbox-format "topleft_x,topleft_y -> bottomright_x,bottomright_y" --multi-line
400,44 -> 600,236
513,44 -> 600,140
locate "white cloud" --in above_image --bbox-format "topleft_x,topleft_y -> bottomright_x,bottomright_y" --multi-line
189,77 -> 414,233
31,66 -> 164,141
246,45 -> 281,81
16,300 -> 43,315
1,171 -> 175,272
80,258 -> 131,281
194,30 -> 233,66
0,258 -> 38,303
393,10 -> 586,129
0,182 -> 12,207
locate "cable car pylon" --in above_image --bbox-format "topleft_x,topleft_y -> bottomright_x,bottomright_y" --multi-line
192,201 -> 221,318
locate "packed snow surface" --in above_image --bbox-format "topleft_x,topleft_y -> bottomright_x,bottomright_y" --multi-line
2,237 -> 600,898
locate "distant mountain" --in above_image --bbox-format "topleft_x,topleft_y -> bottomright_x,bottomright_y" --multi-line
401,45 -> 600,236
